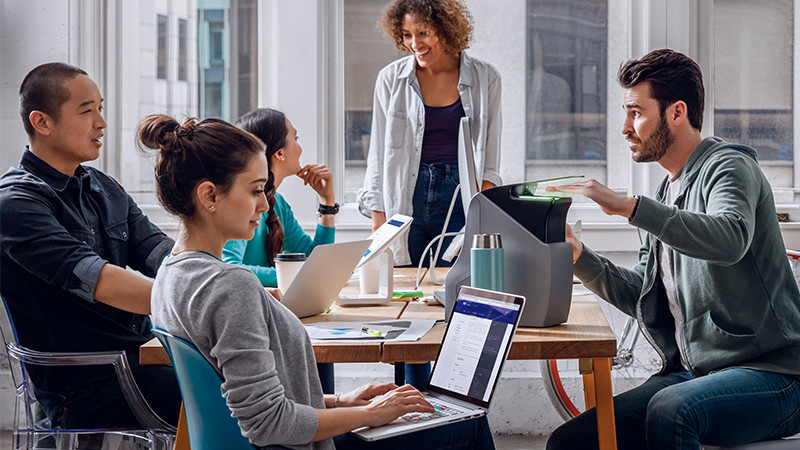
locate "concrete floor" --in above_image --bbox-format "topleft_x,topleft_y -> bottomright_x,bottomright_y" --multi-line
0,430 -> 548,449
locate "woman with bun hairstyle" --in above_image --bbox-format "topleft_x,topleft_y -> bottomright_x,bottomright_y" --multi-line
140,114 -> 495,449
223,108 -> 337,394
357,0 -> 502,268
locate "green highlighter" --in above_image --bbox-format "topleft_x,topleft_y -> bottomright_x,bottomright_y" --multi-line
393,290 -> 423,298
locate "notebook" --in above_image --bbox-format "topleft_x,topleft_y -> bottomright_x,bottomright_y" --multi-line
279,240 -> 371,318
352,285 -> 525,441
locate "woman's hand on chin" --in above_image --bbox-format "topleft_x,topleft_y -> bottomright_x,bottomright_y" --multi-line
297,164 -> 335,205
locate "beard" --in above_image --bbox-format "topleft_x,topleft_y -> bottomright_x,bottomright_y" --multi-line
628,114 -> 675,163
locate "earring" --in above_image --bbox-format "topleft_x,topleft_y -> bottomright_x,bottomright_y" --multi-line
209,205 -> 215,212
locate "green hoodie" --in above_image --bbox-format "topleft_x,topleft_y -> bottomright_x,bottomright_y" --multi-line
575,137 -> 800,376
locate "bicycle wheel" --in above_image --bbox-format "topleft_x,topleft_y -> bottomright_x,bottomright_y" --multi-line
542,313 -> 662,421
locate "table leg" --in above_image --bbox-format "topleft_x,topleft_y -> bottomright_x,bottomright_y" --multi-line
394,362 -> 406,386
592,358 -> 617,450
579,359 -> 597,410
175,403 -> 190,450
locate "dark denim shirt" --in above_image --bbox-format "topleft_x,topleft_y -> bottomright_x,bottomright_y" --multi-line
0,148 -> 174,421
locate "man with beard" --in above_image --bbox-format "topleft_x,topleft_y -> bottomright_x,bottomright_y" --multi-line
545,49 -> 800,449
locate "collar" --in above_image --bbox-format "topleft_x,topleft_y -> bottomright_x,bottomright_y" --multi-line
397,50 -> 476,88
20,147 -> 89,192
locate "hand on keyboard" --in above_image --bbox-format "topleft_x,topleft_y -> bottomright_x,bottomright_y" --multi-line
362,384 -> 435,428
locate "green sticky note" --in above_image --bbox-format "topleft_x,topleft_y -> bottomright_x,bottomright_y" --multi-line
393,290 -> 423,298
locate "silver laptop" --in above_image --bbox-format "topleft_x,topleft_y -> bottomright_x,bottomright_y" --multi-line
280,240 -> 371,318
353,285 -> 525,441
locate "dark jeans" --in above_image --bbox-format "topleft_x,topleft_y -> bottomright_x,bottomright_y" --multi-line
547,368 -> 800,450
408,163 -> 466,268
404,163 -> 466,388
333,415 -> 494,449
318,363 -> 335,394
62,364 -> 181,429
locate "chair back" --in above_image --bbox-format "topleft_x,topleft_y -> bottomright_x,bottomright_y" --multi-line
151,328 -> 254,450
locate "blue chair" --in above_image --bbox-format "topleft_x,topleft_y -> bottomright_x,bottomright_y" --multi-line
1,295 -> 175,449
151,328 -> 256,450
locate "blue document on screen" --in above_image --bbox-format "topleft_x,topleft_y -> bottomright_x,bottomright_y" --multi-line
352,286 -> 525,441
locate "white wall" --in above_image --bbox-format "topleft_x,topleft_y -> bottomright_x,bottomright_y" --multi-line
0,0 -> 72,174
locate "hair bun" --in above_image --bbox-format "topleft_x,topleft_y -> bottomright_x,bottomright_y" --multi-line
137,114 -> 181,152
175,118 -> 198,139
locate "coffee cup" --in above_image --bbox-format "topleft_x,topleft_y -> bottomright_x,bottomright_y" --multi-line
358,258 -> 381,294
275,253 -> 306,293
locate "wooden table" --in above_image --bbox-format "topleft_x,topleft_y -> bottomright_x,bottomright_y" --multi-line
141,267 -> 618,450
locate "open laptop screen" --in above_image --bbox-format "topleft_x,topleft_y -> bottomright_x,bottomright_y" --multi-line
428,286 -> 524,408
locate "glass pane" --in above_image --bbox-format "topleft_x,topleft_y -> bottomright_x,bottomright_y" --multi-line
343,0 -> 402,203
233,0 -> 258,119
178,19 -> 188,81
525,0 -> 608,183
714,0 -> 793,176
157,15 -> 168,80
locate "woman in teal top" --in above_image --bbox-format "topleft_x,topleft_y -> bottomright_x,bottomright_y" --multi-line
223,108 -> 338,287
223,192 -> 334,286
224,108 -> 339,393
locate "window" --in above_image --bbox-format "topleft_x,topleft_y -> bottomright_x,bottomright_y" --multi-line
157,14 -> 168,80
198,0 -> 258,121
713,0 -> 795,202
525,0 -> 608,184
343,0 -> 401,203
178,18 -> 188,81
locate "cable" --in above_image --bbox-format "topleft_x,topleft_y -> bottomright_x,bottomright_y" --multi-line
413,180 -> 465,288
414,231 -> 463,289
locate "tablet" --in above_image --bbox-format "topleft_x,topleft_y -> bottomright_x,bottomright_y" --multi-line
357,214 -> 413,268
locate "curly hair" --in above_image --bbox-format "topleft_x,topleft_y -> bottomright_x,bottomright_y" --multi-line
379,0 -> 473,55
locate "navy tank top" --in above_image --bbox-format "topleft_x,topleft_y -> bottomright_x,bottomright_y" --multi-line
421,97 -> 465,165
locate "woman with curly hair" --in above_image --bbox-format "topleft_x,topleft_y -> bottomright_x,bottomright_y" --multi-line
357,0 -> 502,390
357,0 -> 502,270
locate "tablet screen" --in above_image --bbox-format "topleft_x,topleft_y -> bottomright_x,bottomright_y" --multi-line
357,214 -> 413,267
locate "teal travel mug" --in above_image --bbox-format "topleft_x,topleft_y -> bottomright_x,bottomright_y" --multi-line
470,233 -> 504,291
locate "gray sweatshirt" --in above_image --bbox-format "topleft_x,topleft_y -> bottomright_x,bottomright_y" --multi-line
151,251 -> 333,449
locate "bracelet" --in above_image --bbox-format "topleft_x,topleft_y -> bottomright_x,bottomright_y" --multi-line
318,202 -> 339,216
333,393 -> 340,408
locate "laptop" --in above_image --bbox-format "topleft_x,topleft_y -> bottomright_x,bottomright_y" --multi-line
352,285 -> 525,441
279,240 -> 371,318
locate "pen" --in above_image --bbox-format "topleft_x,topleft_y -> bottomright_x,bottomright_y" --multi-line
361,326 -> 383,337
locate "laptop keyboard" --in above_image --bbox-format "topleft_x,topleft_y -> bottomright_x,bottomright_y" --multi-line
400,398 -> 463,423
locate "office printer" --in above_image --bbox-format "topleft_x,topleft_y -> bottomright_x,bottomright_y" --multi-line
444,181 -> 573,327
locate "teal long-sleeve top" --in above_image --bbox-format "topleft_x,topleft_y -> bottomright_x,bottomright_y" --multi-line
223,193 -> 335,287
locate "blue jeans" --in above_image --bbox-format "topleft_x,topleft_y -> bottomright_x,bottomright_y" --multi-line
547,368 -> 800,450
333,415 -> 494,449
408,163 -> 466,268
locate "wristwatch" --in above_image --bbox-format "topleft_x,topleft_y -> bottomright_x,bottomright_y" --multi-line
317,202 -> 340,216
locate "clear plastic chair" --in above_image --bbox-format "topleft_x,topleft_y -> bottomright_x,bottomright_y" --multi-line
151,328 -> 256,450
1,295 -> 176,449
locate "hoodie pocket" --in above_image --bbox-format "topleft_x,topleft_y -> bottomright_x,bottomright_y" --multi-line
683,310 -> 759,374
